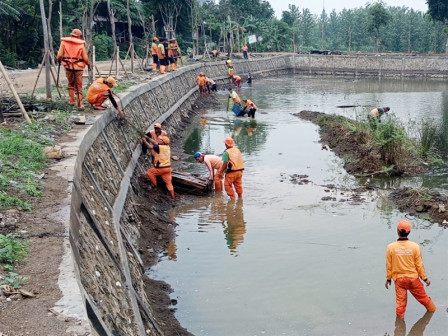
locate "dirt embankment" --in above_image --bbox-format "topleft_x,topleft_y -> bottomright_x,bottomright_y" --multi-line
294,110 -> 448,226
295,110 -> 426,177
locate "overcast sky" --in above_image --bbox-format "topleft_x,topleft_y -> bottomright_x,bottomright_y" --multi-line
269,0 -> 428,18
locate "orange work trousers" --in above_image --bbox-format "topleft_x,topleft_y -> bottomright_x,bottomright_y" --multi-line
214,174 -> 223,192
146,167 -> 174,192
224,170 -> 243,200
65,69 -> 83,93
394,277 -> 432,318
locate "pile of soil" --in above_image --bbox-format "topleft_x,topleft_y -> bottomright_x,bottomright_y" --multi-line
389,187 -> 448,224
294,110 -> 426,176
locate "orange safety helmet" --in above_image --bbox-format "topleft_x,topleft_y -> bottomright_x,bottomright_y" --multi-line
224,137 -> 235,147
159,136 -> 170,145
70,29 -> 83,38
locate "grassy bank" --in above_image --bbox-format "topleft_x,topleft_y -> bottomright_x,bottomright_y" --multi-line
297,111 -> 445,177
0,107 -> 72,286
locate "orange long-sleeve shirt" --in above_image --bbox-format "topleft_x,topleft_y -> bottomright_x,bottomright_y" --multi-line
203,155 -> 223,180
386,238 -> 427,281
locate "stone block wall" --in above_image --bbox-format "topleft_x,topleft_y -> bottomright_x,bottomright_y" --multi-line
293,54 -> 448,78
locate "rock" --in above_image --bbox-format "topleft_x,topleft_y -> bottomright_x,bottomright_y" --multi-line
19,289 -> 36,298
72,115 -> 86,124
415,205 -> 425,212
42,146 -> 63,159
9,294 -> 22,300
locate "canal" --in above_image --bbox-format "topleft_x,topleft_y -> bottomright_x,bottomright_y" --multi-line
148,75 -> 448,335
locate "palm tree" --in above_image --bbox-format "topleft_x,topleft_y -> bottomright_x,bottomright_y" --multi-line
0,1 -> 19,19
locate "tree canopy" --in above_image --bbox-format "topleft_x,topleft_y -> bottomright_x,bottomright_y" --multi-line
0,0 -> 446,69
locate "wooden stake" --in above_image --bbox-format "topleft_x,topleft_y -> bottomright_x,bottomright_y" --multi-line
0,60 -> 32,124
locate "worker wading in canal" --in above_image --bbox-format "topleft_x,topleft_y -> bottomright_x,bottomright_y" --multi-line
218,137 -> 244,200
385,219 -> 436,319
194,152 -> 223,192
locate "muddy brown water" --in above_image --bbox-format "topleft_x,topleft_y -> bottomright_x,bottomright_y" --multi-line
148,75 -> 448,335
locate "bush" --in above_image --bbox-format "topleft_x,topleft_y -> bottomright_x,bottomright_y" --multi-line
93,34 -> 113,61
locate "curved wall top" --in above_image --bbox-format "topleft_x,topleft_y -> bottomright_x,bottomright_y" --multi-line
69,53 -> 448,335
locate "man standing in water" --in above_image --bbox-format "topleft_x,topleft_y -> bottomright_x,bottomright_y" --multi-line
385,219 -> 436,319
218,137 -> 244,200
194,152 -> 223,191
369,106 -> 390,129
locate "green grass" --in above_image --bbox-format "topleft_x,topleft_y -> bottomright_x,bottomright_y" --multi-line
0,233 -> 28,265
0,121 -> 55,211
0,234 -> 29,288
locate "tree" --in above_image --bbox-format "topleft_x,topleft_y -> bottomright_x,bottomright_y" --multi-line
367,2 -> 392,52
0,1 -> 19,19
427,0 -> 448,53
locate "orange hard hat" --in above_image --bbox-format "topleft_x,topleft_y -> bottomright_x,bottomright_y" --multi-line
159,136 -> 170,145
70,29 -> 83,37
224,137 -> 235,147
397,220 -> 411,233
106,76 -> 118,87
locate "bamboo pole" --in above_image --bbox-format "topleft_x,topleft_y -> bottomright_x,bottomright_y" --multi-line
0,60 -> 32,124
31,55 -> 47,98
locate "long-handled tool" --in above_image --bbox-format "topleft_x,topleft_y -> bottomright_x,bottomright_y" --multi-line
56,61 -> 61,87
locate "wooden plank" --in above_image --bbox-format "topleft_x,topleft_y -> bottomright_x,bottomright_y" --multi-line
171,171 -> 210,195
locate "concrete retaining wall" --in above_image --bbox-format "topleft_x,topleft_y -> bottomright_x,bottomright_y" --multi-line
69,53 -> 448,335
293,54 -> 448,78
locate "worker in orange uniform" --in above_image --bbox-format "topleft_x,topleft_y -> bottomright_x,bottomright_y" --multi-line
206,77 -> 217,93
167,38 -> 179,71
143,123 -> 168,166
228,65 -> 234,83
233,74 -> 241,88
217,137 -> 244,200
151,37 -> 159,71
242,96 -> 257,118
57,28 -> 90,110
242,44 -> 248,59
157,38 -> 167,74
142,135 -> 175,200
194,152 -> 223,191
196,72 -> 207,95
86,77 -> 125,118
385,219 -> 436,319
212,49 -> 219,61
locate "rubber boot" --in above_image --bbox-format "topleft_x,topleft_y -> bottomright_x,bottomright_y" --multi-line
426,300 -> 436,312
152,62 -> 157,71
77,92 -> 85,110
160,65 -> 166,74
169,190 -> 175,200
68,89 -> 75,106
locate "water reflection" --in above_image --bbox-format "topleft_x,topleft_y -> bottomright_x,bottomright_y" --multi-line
227,119 -> 265,154
394,311 -> 434,336
440,92 -> 448,157
224,199 -> 246,255
169,195 -> 247,255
